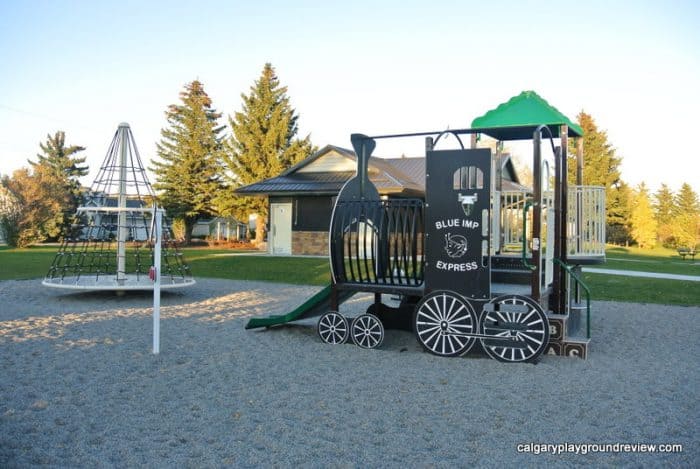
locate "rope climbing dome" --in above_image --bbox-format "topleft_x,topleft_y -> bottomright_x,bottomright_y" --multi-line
42,123 -> 195,291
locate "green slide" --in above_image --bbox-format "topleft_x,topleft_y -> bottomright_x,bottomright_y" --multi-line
245,284 -> 356,329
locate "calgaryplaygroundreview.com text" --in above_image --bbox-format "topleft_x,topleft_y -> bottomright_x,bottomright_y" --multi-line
517,442 -> 684,455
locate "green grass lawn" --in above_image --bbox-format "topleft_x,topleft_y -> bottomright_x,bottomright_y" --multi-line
578,245 -> 699,306
0,246 -> 331,285
582,272 -> 698,306
602,245 -> 700,276
1,244 -> 698,305
183,248 -> 330,286
0,246 -> 59,280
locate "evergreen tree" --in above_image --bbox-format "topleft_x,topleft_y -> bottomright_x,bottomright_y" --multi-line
674,183 -> 700,214
30,131 -> 88,180
606,181 -> 632,245
653,183 -> 675,246
672,183 -> 700,248
567,112 -> 622,187
221,63 -> 314,244
28,131 -> 88,237
629,183 -> 657,249
151,80 -> 225,243
567,112 -> 629,243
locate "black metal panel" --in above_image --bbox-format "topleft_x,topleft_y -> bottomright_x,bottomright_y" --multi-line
334,134 -> 381,204
425,149 -> 491,299
269,196 -> 293,204
293,196 -> 334,232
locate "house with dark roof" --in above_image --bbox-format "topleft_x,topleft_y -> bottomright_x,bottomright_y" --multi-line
237,144 -> 524,256
80,192 -> 151,241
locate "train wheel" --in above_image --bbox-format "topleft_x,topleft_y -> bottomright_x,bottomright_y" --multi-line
414,290 -> 478,357
317,311 -> 349,345
480,295 -> 549,363
350,314 -> 384,349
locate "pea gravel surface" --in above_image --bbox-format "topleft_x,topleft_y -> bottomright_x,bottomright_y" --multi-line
0,278 -> 697,468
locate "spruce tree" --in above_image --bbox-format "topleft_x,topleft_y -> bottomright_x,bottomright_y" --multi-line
567,112 -> 629,243
30,131 -> 88,180
152,80 -> 225,243
672,183 -> 700,249
29,131 -> 88,237
629,183 -> 657,249
607,181 -> 632,245
653,183 -> 675,246
221,63 -> 314,244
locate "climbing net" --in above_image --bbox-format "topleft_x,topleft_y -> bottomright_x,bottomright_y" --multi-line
44,208 -> 193,289
42,123 -> 194,291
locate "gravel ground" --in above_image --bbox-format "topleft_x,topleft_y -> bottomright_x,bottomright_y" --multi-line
0,278 -> 697,468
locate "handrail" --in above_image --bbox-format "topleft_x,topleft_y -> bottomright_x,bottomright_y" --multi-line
521,200 -> 536,271
433,130 -> 466,150
552,258 -> 591,339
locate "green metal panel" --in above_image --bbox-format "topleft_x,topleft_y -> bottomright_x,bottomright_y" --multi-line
471,91 -> 584,141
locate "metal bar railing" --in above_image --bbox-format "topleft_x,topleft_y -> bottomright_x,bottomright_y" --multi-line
553,258 -> 591,339
330,199 -> 424,287
521,200 -> 536,271
501,187 -> 604,259
567,185 -> 606,258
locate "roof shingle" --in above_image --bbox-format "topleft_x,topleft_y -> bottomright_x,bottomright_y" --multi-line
235,146 -> 529,196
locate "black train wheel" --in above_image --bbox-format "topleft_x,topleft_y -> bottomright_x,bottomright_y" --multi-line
350,314 -> 384,349
317,311 -> 349,345
414,290 -> 478,357
480,295 -> 549,363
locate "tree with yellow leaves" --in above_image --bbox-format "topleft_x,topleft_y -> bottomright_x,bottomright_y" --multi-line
629,182 -> 657,249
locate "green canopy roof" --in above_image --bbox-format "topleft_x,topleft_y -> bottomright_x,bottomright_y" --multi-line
471,90 -> 583,141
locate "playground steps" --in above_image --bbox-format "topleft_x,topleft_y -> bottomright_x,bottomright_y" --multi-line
491,255 -> 532,285
545,313 -> 590,359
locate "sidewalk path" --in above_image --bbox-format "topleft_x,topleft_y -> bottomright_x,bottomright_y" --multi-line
583,267 -> 700,282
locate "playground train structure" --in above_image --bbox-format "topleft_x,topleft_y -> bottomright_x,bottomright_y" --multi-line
247,92 -> 606,362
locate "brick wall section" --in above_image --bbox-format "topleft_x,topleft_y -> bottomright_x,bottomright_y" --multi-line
292,231 -> 329,256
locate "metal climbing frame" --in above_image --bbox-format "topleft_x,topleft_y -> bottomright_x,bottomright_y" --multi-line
43,123 -> 194,291
318,131 -> 555,362
330,198 -> 425,288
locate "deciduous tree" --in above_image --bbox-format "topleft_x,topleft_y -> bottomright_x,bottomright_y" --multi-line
151,80 -> 225,243
4,166 -> 70,247
0,178 -> 21,246
629,183 -> 657,249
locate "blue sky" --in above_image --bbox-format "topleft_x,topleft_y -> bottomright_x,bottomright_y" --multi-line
1,0 -> 698,193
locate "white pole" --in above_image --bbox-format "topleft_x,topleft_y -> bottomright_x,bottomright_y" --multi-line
117,123 -> 129,284
153,208 -> 162,354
